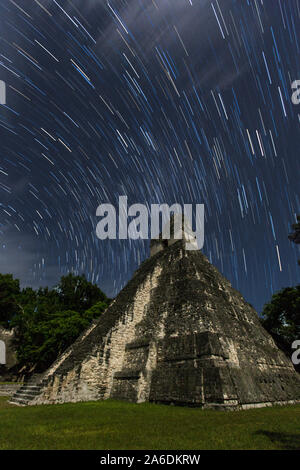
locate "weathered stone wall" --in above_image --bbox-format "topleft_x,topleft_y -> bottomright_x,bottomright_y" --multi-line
33,263 -> 162,405
28,240 -> 300,409
0,327 -> 17,379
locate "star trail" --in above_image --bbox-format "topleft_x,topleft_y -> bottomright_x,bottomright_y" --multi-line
0,0 -> 299,313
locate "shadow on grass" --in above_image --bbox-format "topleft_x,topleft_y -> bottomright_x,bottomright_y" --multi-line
254,430 -> 300,450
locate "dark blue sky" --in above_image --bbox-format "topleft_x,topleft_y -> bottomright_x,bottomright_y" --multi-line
0,0 -> 299,313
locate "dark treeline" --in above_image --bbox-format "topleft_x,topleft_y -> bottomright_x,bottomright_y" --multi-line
0,273 -> 110,374
260,286 -> 300,373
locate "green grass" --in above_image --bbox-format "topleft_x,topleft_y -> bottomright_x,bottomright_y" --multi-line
0,397 -> 299,450
0,382 -> 21,385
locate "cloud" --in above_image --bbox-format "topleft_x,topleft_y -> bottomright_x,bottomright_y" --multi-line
0,228 -> 60,289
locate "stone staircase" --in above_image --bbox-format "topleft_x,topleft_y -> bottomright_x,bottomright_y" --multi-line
0,383 -> 21,397
9,374 -> 44,406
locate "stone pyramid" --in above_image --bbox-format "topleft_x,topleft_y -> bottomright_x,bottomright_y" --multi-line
14,217 -> 300,409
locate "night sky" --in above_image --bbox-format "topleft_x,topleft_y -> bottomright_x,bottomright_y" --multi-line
0,0 -> 299,314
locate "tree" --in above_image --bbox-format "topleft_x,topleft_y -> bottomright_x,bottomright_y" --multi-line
11,274 -> 110,372
0,274 -> 21,329
14,310 -> 91,371
261,286 -> 300,372
288,215 -> 300,265
13,287 -> 60,350
55,273 -> 108,313
84,300 -> 110,322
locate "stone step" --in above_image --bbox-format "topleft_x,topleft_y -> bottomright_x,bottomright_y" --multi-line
13,392 -> 40,400
9,396 -> 36,405
9,397 -> 27,406
14,389 -> 41,398
10,375 -> 44,405
0,383 -> 21,397
17,386 -> 41,393
16,385 -> 41,392
21,384 -> 41,389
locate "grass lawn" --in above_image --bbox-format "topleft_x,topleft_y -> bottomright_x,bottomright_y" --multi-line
0,382 -> 20,385
0,397 -> 299,450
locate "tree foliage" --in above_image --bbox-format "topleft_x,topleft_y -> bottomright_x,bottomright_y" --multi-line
8,273 -> 110,373
84,300 -> 109,322
261,286 -> 300,372
14,309 -> 91,371
55,273 -> 107,313
0,274 -> 21,329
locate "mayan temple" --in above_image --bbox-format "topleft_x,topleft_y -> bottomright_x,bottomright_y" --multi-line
10,216 -> 300,409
